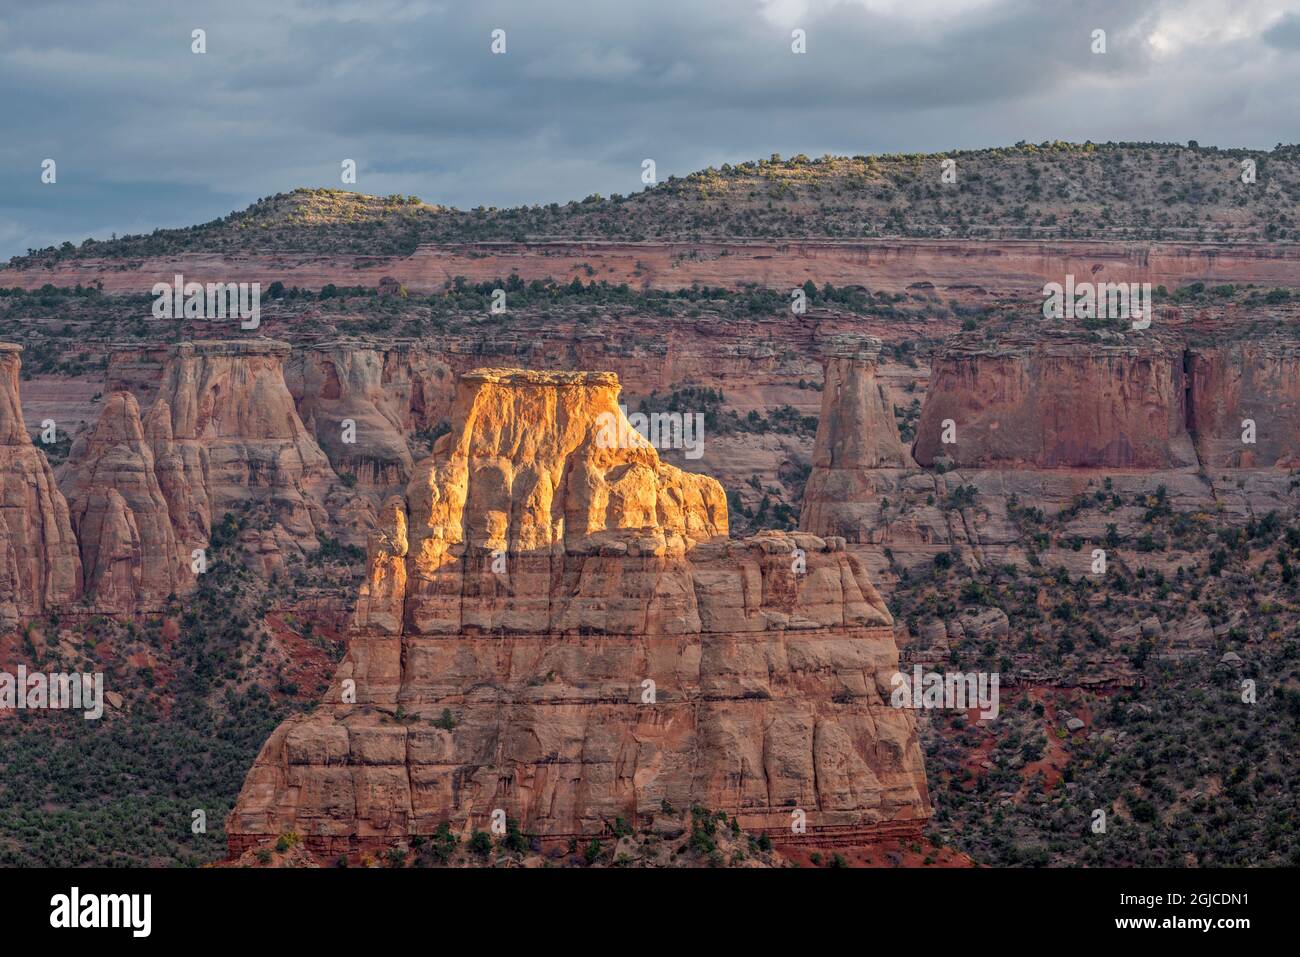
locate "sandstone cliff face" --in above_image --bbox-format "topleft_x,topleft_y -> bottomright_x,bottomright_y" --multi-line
10,239 -> 1300,298
797,330 -> 1300,597
146,339 -> 335,546
1188,340 -> 1300,468
61,339 -> 342,613
0,344 -> 81,627
62,392 -> 190,614
812,335 -> 912,470
284,343 -> 453,491
229,368 -> 928,856
912,341 -> 1198,470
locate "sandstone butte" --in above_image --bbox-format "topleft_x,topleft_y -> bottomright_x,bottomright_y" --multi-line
0,343 -> 81,627
109,338 -> 460,501
228,367 -> 931,857
61,338 -> 339,614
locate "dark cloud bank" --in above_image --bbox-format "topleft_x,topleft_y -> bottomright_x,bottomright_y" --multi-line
1,0 -> 1296,259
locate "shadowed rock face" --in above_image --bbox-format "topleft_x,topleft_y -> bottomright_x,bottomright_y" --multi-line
62,339 -> 339,613
147,340 -> 335,545
812,335 -> 913,470
0,344 -> 81,627
802,335 -> 913,541
799,330 -> 1300,596
912,341 -> 1198,470
284,343 -> 454,493
229,367 -> 929,856
62,392 -> 189,615
1188,341 -> 1300,468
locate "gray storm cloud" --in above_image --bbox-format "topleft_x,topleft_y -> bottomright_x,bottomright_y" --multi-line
0,0 -> 1296,259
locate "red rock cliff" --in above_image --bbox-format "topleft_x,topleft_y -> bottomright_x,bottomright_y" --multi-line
912,339 -> 1198,469
145,339 -> 336,549
1188,340 -> 1300,468
801,335 -> 912,540
9,239 -> 1300,299
284,343 -> 454,492
61,339 -> 343,612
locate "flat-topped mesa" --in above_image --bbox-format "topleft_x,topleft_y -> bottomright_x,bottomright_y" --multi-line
1188,340 -> 1300,468
912,337 -> 1198,470
62,392 -> 191,615
229,367 -> 928,857
284,342 -> 454,493
145,338 -> 336,548
0,344 -> 81,627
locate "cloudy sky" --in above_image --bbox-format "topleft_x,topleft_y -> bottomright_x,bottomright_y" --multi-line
2,0 -> 1298,260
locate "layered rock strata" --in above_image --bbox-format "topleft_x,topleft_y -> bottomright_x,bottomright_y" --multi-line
228,367 -> 929,856
284,343 -> 454,491
912,340 -> 1198,469
0,344 -> 82,627
803,332 -> 1300,591
1187,340 -> 1300,468
10,239 -> 1300,298
146,340 -> 334,545
105,344 -> 169,410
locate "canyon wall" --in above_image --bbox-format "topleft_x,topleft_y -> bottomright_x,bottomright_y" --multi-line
1188,339 -> 1300,469
912,336 -> 1300,473
803,331 -> 1300,587
40,326 -> 1300,621
0,344 -> 81,627
228,367 -> 929,857
912,340 -> 1198,470
8,239 -> 1300,298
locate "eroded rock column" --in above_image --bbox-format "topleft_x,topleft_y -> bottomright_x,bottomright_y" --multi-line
0,343 -> 82,627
